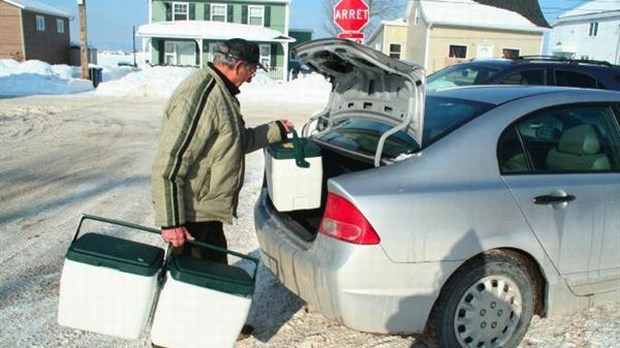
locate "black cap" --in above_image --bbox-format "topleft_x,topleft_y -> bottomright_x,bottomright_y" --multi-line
217,38 -> 268,72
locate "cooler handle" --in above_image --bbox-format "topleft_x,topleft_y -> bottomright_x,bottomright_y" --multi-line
291,130 -> 310,168
72,214 -> 160,242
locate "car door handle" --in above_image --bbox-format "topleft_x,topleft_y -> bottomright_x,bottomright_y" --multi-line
533,194 -> 576,205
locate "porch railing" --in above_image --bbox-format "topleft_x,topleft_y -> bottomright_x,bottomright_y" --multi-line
263,67 -> 285,81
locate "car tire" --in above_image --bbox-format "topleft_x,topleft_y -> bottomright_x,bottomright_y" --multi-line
427,251 -> 535,348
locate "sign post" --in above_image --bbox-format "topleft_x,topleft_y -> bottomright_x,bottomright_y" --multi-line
333,0 -> 370,44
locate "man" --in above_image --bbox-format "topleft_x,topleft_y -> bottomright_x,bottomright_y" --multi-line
152,38 -> 293,259
151,38 -> 292,339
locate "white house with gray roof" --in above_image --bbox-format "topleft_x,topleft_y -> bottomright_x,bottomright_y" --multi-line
548,0 -> 620,64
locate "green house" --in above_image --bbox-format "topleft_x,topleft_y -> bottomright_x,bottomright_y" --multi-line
138,0 -> 294,80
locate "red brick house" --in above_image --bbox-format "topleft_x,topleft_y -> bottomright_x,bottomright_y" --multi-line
0,0 -> 72,64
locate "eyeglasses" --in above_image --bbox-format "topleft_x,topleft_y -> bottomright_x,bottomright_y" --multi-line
243,62 -> 257,77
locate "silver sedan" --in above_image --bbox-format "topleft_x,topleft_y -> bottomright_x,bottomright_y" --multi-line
254,39 -> 620,348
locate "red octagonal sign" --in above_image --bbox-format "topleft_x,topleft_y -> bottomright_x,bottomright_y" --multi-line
333,0 -> 370,32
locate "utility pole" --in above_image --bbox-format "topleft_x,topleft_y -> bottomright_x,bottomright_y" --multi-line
133,26 -> 137,67
78,0 -> 88,79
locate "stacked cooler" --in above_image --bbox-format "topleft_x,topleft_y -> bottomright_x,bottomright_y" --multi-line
57,215 -> 258,348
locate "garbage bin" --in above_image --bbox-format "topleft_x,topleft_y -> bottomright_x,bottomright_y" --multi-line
88,67 -> 103,87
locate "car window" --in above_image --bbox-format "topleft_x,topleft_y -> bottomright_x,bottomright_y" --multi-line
427,64 -> 502,90
315,96 -> 493,158
316,119 -> 417,158
555,70 -> 601,89
500,69 -> 545,85
498,104 -> 620,174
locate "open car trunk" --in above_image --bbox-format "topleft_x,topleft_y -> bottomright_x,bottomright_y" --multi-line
262,39 -> 426,242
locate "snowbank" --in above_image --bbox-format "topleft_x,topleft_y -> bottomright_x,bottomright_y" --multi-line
0,55 -> 332,104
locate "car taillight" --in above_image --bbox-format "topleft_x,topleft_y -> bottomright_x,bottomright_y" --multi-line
318,193 -> 380,245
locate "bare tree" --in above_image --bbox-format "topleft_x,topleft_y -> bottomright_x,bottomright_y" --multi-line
323,0 -> 409,37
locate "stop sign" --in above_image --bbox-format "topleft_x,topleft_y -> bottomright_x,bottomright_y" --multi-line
333,0 -> 370,32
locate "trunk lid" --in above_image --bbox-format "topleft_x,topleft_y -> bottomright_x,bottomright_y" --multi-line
293,38 -> 426,166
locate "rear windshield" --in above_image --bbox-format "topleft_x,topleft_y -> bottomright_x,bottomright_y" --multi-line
314,96 -> 494,158
427,64 -> 502,90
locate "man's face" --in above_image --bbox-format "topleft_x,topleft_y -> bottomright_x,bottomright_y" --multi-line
241,62 -> 258,83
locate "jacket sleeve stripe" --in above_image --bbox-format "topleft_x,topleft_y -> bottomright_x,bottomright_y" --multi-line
164,78 -> 216,225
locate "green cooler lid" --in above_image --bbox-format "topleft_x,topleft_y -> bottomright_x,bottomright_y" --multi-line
65,233 -> 164,277
267,138 -> 321,160
169,255 -> 255,297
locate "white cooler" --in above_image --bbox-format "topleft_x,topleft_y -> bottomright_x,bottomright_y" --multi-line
151,243 -> 258,348
58,215 -> 165,340
266,134 -> 322,212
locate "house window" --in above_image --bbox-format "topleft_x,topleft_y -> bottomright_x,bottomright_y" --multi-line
588,22 -> 598,36
211,4 -> 227,22
173,2 -> 189,21
248,5 -> 264,26
259,44 -> 271,69
414,8 -> 420,25
56,19 -> 65,33
502,48 -> 520,59
389,44 -> 401,59
449,45 -> 467,58
164,41 -> 196,66
36,15 -> 45,31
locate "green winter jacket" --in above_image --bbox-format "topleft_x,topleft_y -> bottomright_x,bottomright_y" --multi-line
152,64 -> 283,227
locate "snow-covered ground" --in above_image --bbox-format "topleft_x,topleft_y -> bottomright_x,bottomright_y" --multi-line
0,54 -> 618,347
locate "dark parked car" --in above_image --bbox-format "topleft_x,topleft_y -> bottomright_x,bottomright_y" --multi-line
254,39 -> 620,348
427,56 -> 620,91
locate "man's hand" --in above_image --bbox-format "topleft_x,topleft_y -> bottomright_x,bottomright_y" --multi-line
161,226 -> 195,247
280,119 -> 295,134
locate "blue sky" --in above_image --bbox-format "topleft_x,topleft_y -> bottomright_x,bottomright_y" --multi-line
40,0 -> 581,51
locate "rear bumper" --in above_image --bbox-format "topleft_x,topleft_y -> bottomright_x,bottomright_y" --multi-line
254,189 -> 456,334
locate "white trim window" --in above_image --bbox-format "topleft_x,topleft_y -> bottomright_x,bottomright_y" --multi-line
414,8 -> 420,25
449,45 -> 467,58
173,2 -> 189,21
164,41 -> 196,66
259,44 -> 271,69
36,15 -> 45,31
389,43 -> 401,59
502,48 -> 520,59
211,4 -> 227,22
248,5 -> 264,26
56,18 -> 65,33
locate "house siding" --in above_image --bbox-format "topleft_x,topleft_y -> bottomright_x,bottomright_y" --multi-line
426,26 -> 542,73
549,13 -> 620,64
21,10 -> 70,64
148,0 -> 290,75
0,2 -> 24,60
384,25 -> 407,60
151,0 -> 286,30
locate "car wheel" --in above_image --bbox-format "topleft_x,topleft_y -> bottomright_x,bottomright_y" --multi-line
427,251 -> 535,348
